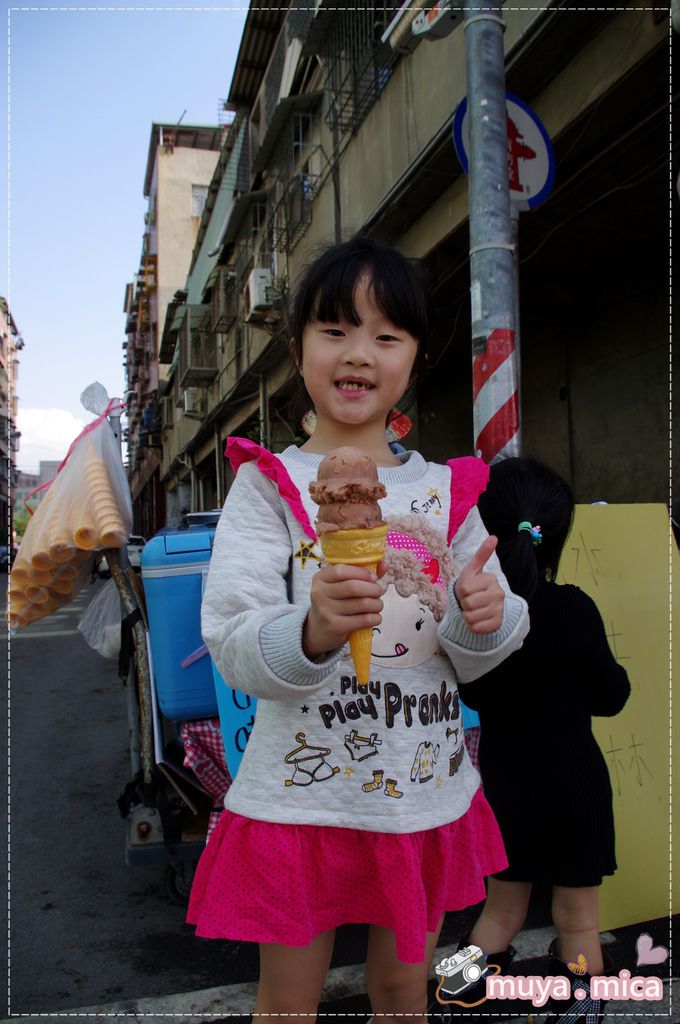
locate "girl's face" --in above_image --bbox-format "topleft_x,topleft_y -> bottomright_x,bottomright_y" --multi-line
298,275 -> 418,445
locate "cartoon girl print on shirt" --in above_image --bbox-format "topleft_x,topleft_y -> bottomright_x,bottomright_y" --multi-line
372,514 -> 462,670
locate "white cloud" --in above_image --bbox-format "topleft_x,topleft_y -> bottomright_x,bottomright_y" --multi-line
16,408 -> 87,475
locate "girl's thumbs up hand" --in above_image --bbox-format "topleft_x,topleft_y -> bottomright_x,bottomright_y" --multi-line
453,535 -> 504,634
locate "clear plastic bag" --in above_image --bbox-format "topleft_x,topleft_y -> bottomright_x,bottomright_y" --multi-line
9,392 -> 132,630
77,579 -> 122,659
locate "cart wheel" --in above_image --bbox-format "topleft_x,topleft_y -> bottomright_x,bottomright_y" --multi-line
165,861 -> 197,905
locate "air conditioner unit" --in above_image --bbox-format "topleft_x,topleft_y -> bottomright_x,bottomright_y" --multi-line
244,268 -> 273,323
183,388 -> 202,416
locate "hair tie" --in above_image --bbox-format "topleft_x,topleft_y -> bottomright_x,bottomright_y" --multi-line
518,521 -> 542,545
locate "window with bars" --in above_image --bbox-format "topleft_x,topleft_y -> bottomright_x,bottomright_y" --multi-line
320,5 -> 401,137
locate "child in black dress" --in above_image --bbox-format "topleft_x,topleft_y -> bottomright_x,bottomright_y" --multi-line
461,457 -> 630,1022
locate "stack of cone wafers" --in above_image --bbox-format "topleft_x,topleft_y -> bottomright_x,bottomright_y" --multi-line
9,435 -> 131,630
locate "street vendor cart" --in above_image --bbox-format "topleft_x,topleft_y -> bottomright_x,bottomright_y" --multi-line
8,386 -> 234,903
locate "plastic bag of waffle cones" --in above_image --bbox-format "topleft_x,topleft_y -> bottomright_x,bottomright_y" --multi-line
9,386 -> 132,631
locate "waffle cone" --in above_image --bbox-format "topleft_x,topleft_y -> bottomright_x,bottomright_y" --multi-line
348,627 -> 374,688
9,560 -> 30,584
28,566 -> 52,586
30,550 -> 53,570
320,523 -> 388,686
48,534 -> 76,563
319,523 -> 389,567
47,576 -> 75,596
99,524 -> 126,548
55,560 -> 81,582
74,519 -> 98,550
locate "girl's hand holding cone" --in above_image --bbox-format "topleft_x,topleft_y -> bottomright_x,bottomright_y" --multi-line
302,560 -> 388,667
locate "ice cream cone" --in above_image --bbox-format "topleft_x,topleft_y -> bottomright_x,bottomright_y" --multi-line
8,592 -> 30,616
74,517 -> 98,550
28,566 -> 53,586
30,550 -> 53,570
320,523 -> 389,686
20,502 -> 53,569
48,531 -> 76,563
10,560 -> 31,584
54,559 -> 83,582
8,610 -> 27,631
99,524 -> 127,549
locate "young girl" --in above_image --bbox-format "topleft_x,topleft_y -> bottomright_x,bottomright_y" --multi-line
187,237 -> 529,1024
461,457 -> 631,1023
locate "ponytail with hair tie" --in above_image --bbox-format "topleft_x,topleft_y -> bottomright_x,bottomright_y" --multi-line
517,522 -> 542,545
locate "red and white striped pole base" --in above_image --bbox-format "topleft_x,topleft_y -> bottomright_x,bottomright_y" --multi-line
472,328 -> 520,464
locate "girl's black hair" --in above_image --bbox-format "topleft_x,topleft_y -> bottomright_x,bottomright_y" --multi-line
477,457 -> 574,603
288,236 -> 431,383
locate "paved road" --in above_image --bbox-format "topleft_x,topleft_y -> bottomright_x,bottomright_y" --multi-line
4,579 -> 262,1016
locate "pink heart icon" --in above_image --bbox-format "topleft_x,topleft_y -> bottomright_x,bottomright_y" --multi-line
635,933 -> 668,967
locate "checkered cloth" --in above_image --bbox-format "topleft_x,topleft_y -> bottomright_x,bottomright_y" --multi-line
180,718 -> 232,838
464,725 -> 481,772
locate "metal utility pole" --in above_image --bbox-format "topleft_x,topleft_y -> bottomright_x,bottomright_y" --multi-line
463,0 -> 520,462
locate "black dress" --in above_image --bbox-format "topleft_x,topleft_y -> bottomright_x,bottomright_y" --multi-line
461,580 -> 630,887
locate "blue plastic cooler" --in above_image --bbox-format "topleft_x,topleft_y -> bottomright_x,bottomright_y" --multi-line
141,522 -> 219,720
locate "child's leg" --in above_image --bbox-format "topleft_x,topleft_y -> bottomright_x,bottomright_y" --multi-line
551,885 -> 603,974
469,877 -> 532,953
364,916 -> 444,1024
255,929 -> 336,1024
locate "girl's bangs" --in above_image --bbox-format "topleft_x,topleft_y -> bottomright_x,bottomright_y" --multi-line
311,257 -> 424,340
311,259 -> 368,327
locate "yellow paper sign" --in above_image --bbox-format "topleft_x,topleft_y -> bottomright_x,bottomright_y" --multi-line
557,504 -> 676,930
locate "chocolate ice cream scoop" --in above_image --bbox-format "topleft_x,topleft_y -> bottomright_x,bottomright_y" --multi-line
309,447 -> 387,533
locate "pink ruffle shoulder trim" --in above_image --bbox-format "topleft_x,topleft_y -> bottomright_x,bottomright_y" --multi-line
225,437 -> 317,541
225,439 -> 488,549
446,456 -> 490,545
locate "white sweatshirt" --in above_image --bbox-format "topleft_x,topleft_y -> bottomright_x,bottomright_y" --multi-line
202,445 -> 528,834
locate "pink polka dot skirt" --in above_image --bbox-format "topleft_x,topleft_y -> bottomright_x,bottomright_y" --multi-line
186,787 -> 507,963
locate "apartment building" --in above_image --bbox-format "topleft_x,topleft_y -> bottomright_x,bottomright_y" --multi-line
123,122 -> 222,537
157,1 -> 670,520
1,297 -> 24,542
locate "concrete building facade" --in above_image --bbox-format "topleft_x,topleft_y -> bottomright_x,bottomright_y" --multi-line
151,2 -> 670,521
123,123 -> 222,538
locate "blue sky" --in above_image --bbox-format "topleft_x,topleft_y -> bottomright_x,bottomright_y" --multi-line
3,3 -> 249,473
